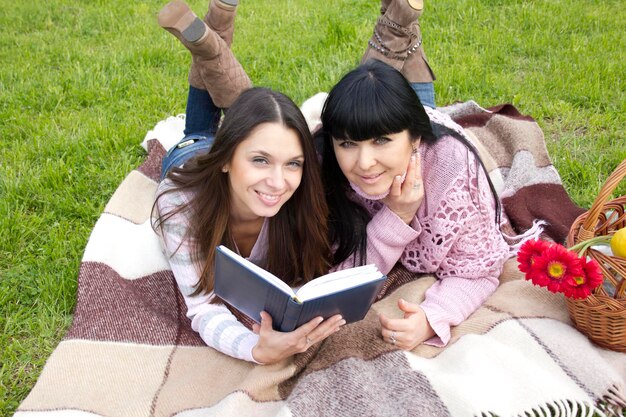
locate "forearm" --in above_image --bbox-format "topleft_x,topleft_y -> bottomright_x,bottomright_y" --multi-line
158,212 -> 260,362
190,302 -> 260,363
332,205 -> 420,274
420,274 -> 499,346
171,264 -> 261,362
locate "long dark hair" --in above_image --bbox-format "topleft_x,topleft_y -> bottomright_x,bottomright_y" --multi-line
154,87 -> 330,294
318,59 -> 500,266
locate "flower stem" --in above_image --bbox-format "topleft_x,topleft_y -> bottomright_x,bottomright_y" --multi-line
568,235 -> 612,256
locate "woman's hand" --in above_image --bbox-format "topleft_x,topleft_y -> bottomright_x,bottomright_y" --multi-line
379,298 -> 435,350
251,311 -> 345,364
382,153 -> 424,224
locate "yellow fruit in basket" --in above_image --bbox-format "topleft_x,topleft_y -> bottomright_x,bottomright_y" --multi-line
610,227 -> 626,258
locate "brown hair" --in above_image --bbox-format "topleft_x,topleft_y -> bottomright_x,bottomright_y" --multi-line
154,87 -> 330,294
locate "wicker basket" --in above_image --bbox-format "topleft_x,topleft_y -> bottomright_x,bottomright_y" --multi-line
565,159 -> 626,352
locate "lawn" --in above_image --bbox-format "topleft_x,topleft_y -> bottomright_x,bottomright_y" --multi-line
1,0 -> 624,413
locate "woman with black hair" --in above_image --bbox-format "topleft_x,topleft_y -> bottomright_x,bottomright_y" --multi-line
319,59 -> 510,350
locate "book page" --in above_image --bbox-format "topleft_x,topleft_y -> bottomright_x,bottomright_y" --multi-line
295,265 -> 382,302
217,246 -> 294,297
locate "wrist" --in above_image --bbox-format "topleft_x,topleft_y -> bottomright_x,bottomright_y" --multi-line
387,207 -> 414,224
418,306 -> 437,341
251,345 -> 268,365
395,210 -> 414,224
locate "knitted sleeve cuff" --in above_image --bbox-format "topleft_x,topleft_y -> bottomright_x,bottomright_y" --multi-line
241,333 -> 261,364
420,304 -> 451,347
409,215 -> 423,235
419,275 -> 499,347
361,206 -> 421,274
370,205 -> 421,243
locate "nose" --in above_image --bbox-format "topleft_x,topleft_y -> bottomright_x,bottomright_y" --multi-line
266,166 -> 286,189
357,145 -> 377,171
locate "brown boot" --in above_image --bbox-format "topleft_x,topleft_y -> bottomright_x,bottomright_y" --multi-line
158,0 -> 251,108
361,0 -> 421,71
397,0 -> 434,83
188,0 -> 239,95
362,0 -> 434,82
158,0 -> 211,90
400,20 -> 435,83
206,0 -> 238,47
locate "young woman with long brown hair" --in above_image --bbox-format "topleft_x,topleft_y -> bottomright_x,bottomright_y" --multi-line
154,1 -> 344,364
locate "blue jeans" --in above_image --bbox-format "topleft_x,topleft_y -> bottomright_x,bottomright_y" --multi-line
160,86 -> 221,179
411,82 -> 436,109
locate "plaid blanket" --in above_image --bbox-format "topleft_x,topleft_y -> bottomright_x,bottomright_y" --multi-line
15,102 -> 626,417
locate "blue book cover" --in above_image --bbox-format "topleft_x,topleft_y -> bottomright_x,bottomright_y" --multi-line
214,245 -> 387,332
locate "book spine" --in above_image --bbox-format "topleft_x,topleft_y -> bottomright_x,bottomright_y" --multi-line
279,298 -> 302,332
264,285 -> 290,330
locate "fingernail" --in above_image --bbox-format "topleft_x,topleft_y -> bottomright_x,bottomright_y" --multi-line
339,320 -> 346,326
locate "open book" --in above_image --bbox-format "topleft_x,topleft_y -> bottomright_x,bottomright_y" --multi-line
214,245 -> 387,332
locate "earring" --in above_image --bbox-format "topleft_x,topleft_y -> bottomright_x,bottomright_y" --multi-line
221,167 -> 228,173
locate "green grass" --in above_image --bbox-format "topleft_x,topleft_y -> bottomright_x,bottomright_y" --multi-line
1,0 -> 624,413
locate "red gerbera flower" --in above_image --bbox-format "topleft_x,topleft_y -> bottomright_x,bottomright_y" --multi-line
530,244 -> 583,293
562,257 -> 604,299
517,239 -> 551,274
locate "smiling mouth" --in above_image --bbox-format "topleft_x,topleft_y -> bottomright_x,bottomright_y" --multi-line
256,190 -> 283,205
358,172 -> 384,184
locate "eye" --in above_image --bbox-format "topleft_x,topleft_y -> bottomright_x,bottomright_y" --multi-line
337,140 -> 357,149
374,137 -> 391,145
252,157 -> 269,165
286,160 -> 303,169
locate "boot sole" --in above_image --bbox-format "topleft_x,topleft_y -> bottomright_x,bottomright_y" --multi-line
216,0 -> 238,9
407,0 -> 424,11
158,0 -> 207,43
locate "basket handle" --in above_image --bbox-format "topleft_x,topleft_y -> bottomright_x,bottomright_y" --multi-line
577,158 -> 626,241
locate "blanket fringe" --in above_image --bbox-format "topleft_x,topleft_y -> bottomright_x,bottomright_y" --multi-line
599,383 -> 626,416
504,219 -> 548,256
475,398 -> 617,417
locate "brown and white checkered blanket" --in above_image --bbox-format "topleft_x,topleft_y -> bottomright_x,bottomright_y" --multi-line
15,102 -> 626,417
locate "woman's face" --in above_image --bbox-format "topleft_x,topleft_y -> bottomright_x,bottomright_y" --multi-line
225,122 -> 304,222
333,130 -> 414,196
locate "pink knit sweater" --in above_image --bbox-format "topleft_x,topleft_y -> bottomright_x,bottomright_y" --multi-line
333,109 -> 510,346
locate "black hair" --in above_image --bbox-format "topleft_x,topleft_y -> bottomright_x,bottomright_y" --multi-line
318,59 -> 501,266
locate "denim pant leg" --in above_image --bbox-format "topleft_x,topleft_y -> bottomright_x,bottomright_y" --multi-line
411,82 -> 436,109
184,85 -> 221,137
160,135 -> 214,180
161,86 -> 222,179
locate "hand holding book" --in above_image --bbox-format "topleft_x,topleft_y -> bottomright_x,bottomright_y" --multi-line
251,311 -> 345,364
